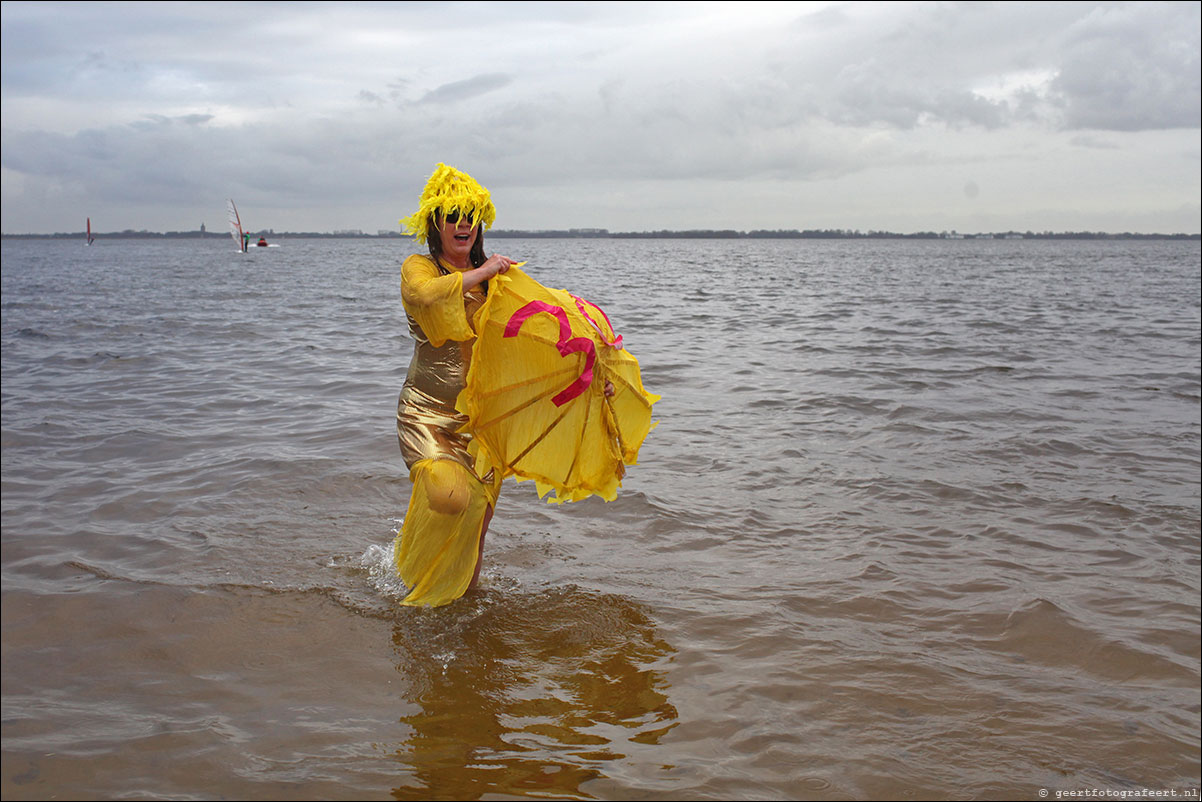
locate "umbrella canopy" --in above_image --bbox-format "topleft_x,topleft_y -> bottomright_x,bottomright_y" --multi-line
457,266 -> 659,503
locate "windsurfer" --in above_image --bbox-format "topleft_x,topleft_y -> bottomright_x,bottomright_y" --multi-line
242,231 -> 250,252
393,164 -> 520,606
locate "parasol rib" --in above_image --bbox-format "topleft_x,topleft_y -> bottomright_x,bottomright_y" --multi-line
562,387 -> 593,484
605,393 -> 627,458
472,364 -> 579,404
508,400 -> 577,471
482,317 -> 560,349
472,370 -> 578,432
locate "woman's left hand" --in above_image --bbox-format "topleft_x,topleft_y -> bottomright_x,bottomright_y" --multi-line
481,253 -> 515,279
463,255 -> 523,292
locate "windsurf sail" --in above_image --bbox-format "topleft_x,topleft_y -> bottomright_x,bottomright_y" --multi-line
87,217 -> 94,246
226,199 -> 243,252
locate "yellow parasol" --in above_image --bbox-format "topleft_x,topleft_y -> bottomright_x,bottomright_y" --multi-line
457,266 -> 659,503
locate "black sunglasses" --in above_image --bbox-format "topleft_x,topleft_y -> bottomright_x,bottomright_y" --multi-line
442,210 -> 473,225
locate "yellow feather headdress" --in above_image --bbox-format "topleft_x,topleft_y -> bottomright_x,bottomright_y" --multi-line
399,163 -> 496,244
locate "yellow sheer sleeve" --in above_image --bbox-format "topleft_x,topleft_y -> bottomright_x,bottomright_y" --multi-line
401,254 -> 473,346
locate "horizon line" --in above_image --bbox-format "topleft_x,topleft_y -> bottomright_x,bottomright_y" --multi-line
4,228 -> 1200,240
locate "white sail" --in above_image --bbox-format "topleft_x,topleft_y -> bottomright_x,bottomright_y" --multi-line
226,199 -> 243,251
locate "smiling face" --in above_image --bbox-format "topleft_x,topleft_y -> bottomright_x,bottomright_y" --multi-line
436,210 -> 479,269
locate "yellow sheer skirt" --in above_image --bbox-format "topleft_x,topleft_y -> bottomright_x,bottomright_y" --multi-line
395,383 -> 501,608
395,457 -> 499,607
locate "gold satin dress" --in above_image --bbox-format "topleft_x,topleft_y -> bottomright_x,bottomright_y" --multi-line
394,253 -> 501,607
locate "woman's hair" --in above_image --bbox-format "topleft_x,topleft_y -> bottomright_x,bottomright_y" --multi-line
425,213 -> 486,268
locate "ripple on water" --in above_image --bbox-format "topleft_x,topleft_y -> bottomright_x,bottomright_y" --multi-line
1,237 -> 1198,799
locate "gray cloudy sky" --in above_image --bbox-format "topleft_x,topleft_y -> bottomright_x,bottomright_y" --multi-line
2,1 -> 1199,235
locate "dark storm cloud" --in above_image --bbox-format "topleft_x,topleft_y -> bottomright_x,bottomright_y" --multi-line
415,74 -> 514,106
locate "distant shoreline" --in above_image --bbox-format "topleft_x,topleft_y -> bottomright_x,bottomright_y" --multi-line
3,229 -> 1199,241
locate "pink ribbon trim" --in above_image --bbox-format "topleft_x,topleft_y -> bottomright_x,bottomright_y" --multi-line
571,295 -> 624,350
504,301 -> 597,406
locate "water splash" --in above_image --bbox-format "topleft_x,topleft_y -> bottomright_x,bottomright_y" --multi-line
359,520 -> 409,601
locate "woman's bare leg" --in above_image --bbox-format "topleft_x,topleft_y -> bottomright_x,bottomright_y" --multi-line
468,504 -> 494,590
